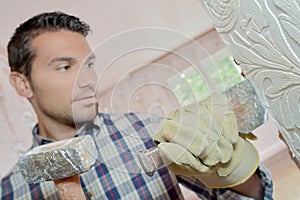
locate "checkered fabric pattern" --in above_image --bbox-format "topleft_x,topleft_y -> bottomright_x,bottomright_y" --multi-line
1,112 -> 273,199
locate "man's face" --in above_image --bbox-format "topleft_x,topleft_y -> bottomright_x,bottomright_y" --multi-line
29,30 -> 98,126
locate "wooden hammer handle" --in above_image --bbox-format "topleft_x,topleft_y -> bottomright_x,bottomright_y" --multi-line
54,175 -> 86,200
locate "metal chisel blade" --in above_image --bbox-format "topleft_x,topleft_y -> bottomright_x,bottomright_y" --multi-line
223,79 -> 269,133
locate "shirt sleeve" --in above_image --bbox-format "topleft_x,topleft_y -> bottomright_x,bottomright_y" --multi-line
176,164 -> 274,200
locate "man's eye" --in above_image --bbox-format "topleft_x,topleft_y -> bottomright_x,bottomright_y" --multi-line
87,62 -> 95,68
57,65 -> 71,71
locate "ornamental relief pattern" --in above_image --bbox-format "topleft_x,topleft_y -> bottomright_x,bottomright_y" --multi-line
200,0 -> 300,166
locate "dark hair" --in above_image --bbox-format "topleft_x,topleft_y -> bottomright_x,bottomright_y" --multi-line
7,11 -> 91,78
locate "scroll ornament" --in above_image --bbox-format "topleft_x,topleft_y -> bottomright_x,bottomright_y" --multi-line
200,0 -> 300,167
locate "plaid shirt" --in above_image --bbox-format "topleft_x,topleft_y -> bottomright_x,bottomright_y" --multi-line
1,112 -> 273,199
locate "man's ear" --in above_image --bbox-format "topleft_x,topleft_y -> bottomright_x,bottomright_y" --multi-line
9,72 -> 33,98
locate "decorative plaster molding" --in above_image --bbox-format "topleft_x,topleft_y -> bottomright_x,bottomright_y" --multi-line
200,0 -> 300,167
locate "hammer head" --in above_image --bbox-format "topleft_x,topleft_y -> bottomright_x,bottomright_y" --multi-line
18,135 -> 98,184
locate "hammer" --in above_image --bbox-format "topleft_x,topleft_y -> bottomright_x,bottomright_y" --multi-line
18,135 -> 98,199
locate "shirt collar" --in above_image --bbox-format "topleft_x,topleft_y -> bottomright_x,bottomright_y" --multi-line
32,124 -> 56,147
31,116 -> 101,148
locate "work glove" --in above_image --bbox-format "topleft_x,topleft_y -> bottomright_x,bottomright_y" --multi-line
152,93 -> 259,188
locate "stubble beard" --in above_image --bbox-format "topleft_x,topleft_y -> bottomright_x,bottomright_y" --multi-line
29,80 -> 98,129
72,102 -> 98,127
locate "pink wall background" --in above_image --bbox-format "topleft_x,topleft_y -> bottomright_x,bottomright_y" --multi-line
0,46 -> 36,178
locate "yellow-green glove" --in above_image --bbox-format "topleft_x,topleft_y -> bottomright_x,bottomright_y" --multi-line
153,93 -> 259,188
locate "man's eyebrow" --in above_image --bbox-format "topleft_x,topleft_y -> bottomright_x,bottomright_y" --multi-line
84,53 -> 96,64
48,57 -> 76,66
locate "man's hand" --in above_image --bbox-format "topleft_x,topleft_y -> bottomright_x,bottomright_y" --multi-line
153,93 -> 260,188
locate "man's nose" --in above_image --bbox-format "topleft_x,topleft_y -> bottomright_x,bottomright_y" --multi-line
76,66 -> 97,88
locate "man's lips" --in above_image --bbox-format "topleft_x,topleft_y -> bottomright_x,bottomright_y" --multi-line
73,95 -> 96,103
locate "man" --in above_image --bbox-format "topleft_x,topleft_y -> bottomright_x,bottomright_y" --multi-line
1,11 -> 273,199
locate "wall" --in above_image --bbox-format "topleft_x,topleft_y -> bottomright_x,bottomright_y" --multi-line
0,46 -> 36,178
97,29 -> 226,114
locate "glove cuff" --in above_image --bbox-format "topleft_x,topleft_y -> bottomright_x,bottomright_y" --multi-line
196,140 -> 259,188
